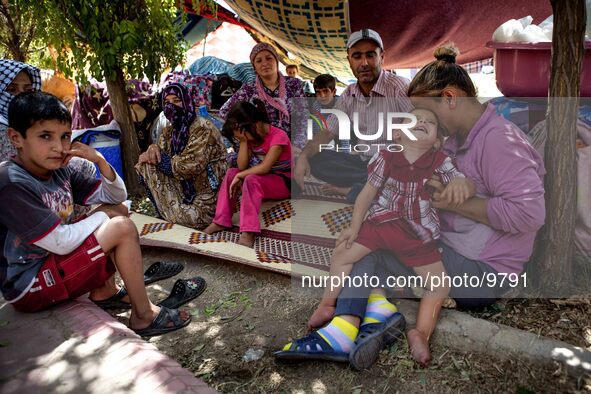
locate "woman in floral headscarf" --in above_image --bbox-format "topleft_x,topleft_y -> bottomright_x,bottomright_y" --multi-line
136,82 -> 227,229
219,43 -> 307,150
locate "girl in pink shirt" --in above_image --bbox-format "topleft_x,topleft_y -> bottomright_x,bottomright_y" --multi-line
204,100 -> 292,247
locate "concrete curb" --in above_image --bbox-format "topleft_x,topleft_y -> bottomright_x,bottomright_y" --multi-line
396,299 -> 591,377
0,298 -> 216,393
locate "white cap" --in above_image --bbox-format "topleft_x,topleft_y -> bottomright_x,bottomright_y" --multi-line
346,29 -> 384,50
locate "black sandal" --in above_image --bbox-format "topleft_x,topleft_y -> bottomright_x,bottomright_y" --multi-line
91,288 -> 131,310
132,306 -> 191,337
158,277 -> 207,309
143,261 -> 184,285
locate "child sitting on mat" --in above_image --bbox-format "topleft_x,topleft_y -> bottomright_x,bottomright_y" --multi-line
204,100 -> 293,248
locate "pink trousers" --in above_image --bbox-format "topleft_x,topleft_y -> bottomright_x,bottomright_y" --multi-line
213,168 -> 291,233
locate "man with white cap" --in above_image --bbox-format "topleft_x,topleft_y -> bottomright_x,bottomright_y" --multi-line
294,28 -> 412,203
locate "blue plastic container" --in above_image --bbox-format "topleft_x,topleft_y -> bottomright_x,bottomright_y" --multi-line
73,123 -> 124,180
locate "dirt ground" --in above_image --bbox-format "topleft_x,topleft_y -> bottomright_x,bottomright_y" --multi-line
468,296 -> 591,349
107,246 -> 590,393
467,259 -> 591,349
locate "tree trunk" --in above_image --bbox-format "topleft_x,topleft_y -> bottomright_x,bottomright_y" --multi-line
0,0 -> 26,62
7,44 -> 26,62
538,0 -> 586,293
104,67 -> 143,196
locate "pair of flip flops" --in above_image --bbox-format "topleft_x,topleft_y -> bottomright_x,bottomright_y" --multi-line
92,261 -> 184,309
93,261 -> 202,310
274,312 -> 406,370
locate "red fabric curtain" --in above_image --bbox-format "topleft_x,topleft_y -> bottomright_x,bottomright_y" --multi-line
349,0 -> 552,68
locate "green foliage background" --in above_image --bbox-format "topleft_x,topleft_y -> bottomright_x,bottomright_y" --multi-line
30,0 -> 189,83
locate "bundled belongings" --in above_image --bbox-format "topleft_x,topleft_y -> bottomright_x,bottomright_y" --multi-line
72,79 -> 158,151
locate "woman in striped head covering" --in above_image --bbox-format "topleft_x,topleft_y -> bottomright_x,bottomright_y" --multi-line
0,59 -> 42,161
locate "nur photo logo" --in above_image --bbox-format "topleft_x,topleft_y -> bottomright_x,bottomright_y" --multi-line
307,109 -> 418,153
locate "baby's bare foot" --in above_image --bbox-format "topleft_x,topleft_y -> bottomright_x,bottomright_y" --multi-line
238,232 -> 255,248
308,304 -> 336,330
407,328 -> 432,367
203,223 -> 227,235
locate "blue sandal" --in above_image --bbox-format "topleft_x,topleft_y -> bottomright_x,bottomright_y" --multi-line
274,331 -> 349,363
132,306 -> 191,337
349,312 -> 406,371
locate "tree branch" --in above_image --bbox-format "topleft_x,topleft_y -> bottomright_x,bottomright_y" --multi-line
0,0 -> 27,61
0,0 -> 19,44
54,0 -> 86,38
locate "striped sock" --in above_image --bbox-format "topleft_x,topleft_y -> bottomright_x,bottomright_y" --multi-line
362,290 -> 398,326
316,316 -> 359,353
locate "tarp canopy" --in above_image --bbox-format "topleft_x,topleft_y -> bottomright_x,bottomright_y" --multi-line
185,22 -> 257,66
221,0 -> 552,78
179,3 -> 251,47
176,13 -> 221,47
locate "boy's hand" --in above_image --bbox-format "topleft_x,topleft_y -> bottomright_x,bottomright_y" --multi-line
336,227 -> 359,249
440,177 -> 476,206
63,142 -> 103,166
65,141 -> 117,181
